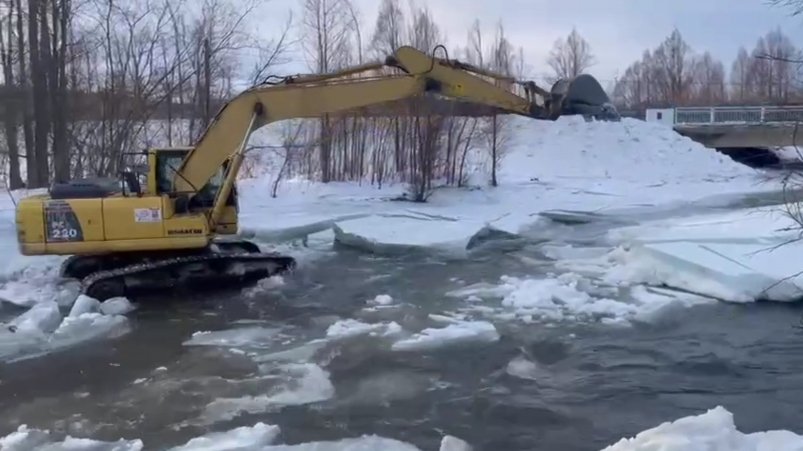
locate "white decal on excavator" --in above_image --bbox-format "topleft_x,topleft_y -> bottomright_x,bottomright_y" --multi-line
134,208 -> 162,223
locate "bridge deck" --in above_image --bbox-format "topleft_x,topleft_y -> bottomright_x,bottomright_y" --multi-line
669,106 -> 803,149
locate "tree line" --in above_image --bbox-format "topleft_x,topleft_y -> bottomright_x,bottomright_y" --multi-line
610,27 -> 803,113
0,0 -> 528,200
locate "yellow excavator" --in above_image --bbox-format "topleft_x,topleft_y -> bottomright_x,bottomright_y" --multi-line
13,45 -> 618,301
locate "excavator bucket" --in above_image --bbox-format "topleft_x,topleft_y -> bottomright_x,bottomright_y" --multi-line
549,74 -> 620,121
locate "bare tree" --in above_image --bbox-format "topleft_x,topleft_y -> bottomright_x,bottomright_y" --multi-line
691,51 -> 727,105
730,46 -> 751,102
546,28 -> 595,82
369,0 -> 404,57
301,0 -> 355,183
0,0 -> 23,188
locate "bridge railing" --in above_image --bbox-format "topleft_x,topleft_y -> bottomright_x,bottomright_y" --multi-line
674,106 -> 803,125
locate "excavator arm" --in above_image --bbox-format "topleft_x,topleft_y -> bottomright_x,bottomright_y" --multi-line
171,45 -> 617,228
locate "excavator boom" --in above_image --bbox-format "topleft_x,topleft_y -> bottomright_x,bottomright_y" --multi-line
172,45 -> 616,198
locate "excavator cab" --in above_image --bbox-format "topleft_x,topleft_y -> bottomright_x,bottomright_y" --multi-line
115,147 -> 240,236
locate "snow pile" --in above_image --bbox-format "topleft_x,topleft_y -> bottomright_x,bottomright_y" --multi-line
502,115 -> 757,185
602,406 -> 803,451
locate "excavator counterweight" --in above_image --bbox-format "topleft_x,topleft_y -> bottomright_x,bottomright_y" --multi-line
13,45 -> 617,302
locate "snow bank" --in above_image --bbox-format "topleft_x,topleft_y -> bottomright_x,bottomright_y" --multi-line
502,115 -> 756,185
602,406 -> 803,451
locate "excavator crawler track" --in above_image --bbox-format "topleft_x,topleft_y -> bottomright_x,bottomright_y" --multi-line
77,251 -> 296,301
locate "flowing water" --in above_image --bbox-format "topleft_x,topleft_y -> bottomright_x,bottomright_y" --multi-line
2,190 -> 803,451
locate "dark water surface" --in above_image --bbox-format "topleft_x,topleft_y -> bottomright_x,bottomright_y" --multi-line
2,192 -> 803,451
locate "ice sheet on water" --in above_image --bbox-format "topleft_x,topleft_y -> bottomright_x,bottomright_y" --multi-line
601,406 -> 803,451
258,436 -> 423,451
0,422 -> 432,451
200,363 -> 335,424
69,295 -> 100,317
184,326 -> 284,349
506,355 -> 540,381
0,259 -> 69,308
333,214 -> 485,255
169,422 -> 280,450
588,206 -> 803,303
440,436 -> 474,451
0,296 -> 132,363
100,297 -> 136,316
325,318 -> 402,339
390,320 -> 500,352
0,425 -> 144,451
450,270 -> 715,326
599,243 -> 803,303
10,300 -> 61,333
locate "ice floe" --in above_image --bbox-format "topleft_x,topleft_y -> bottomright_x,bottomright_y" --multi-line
602,406 -> 803,451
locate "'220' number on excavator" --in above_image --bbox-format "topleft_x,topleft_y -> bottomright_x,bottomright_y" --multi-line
50,221 -> 79,239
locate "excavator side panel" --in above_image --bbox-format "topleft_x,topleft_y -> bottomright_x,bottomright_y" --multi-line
103,196 -> 164,241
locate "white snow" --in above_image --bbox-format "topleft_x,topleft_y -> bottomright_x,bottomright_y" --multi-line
390,320 -> 500,352
602,406 -> 803,451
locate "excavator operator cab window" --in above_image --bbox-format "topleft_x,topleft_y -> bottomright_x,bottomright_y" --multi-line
154,150 -> 229,208
155,152 -> 186,195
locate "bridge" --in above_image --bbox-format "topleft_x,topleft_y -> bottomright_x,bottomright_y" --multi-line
665,106 -> 803,148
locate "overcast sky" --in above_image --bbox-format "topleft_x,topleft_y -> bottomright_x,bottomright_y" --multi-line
254,0 -> 803,86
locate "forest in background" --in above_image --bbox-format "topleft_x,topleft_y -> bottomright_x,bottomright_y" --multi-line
0,0 -> 802,198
